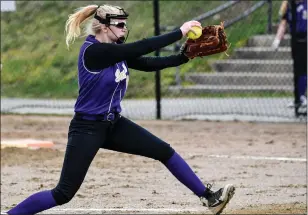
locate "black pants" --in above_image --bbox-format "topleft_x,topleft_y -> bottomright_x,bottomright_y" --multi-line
51,115 -> 175,205
292,39 -> 307,104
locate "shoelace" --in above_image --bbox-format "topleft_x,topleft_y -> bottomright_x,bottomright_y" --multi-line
206,182 -> 214,191
206,182 -> 223,201
203,182 -> 215,199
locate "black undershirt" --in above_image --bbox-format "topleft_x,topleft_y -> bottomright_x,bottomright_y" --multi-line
84,29 -> 189,72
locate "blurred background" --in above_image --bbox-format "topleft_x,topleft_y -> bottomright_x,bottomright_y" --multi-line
1,1 -> 306,122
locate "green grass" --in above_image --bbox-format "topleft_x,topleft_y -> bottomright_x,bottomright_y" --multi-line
1,1 -> 282,99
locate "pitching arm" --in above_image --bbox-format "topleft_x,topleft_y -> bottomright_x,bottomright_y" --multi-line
84,29 -> 183,71
126,54 -> 189,72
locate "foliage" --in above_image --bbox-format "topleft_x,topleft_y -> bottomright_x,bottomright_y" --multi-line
1,1 -> 281,99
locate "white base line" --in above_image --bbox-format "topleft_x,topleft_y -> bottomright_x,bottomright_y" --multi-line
48,208 -> 203,213
207,154 -> 306,162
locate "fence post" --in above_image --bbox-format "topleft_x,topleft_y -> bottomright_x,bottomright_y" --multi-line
174,43 -> 181,86
267,0 -> 272,34
153,0 -> 161,119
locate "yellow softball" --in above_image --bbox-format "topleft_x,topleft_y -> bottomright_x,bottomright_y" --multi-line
187,26 -> 202,40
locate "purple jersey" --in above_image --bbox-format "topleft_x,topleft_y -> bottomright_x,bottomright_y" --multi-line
286,0 -> 307,33
74,35 -> 129,115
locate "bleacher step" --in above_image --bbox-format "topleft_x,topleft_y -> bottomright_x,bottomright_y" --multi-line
234,47 -> 291,59
169,85 -> 293,94
186,72 -> 293,86
211,59 -> 293,73
246,34 -> 290,47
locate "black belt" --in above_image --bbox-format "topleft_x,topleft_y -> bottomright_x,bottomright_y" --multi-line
74,112 -> 120,122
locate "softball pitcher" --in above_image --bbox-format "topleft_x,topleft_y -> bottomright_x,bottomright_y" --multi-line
4,4 -> 235,215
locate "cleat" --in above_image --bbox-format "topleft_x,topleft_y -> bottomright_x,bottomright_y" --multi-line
300,95 -> 307,107
287,96 -> 307,108
200,184 -> 235,215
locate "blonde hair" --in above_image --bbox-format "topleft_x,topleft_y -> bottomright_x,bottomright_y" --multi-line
278,0 -> 288,17
65,4 -> 127,49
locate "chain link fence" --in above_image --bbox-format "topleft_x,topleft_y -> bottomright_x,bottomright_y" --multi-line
1,1 -> 306,122
158,0 -> 306,121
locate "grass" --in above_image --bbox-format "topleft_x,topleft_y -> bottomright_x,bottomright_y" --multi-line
1,1 -> 282,99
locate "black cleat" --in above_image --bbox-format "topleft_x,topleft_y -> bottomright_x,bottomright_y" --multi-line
200,184 -> 235,215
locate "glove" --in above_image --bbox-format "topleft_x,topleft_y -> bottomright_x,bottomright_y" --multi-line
180,22 -> 229,59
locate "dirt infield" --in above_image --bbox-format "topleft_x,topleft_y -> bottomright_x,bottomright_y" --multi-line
1,115 -> 307,214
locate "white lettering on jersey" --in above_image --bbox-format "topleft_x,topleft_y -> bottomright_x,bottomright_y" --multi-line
115,63 -> 128,83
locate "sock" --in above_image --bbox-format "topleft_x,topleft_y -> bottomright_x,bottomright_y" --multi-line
165,152 -> 206,197
298,75 -> 307,98
8,190 -> 57,215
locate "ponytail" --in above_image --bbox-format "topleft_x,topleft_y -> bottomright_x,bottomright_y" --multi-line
65,5 -> 98,49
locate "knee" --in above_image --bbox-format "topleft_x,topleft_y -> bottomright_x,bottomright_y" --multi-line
157,145 -> 175,164
51,185 -> 77,205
